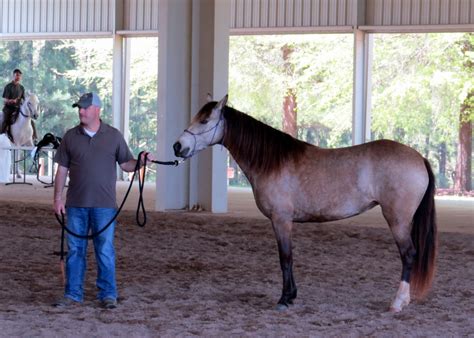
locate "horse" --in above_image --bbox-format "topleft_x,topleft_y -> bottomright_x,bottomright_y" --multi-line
173,95 -> 437,313
0,93 -> 40,177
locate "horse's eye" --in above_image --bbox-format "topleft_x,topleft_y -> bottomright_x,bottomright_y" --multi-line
200,119 -> 209,125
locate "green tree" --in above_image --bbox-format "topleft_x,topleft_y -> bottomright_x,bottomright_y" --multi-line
371,33 -> 472,189
127,38 -> 158,157
61,39 -> 114,124
229,34 -> 353,148
33,40 -> 83,138
454,33 -> 473,192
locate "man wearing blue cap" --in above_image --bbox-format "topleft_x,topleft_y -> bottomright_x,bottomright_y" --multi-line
52,92 -> 152,309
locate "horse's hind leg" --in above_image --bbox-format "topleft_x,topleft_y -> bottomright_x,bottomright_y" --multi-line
390,234 -> 416,312
271,218 -> 297,310
381,207 -> 417,312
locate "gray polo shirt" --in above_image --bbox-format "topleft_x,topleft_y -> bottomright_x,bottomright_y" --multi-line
54,122 -> 134,208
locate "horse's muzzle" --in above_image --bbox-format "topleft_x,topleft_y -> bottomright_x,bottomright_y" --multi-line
173,141 -> 188,158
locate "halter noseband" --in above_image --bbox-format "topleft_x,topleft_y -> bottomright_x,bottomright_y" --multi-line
183,108 -> 225,158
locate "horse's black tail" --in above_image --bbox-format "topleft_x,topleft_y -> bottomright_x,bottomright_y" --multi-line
410,158 -> 437,299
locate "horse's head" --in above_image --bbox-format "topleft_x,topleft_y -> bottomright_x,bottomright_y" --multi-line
173,94 -> 227,158
21,92 -> 40,120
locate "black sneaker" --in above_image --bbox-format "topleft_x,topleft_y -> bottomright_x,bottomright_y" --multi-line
101,297 -> 117,309
53,296 -> 78,308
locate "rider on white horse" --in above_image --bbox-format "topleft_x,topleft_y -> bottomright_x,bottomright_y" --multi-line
1,68 -> 38,143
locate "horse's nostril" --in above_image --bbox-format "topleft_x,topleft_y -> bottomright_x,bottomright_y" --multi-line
173,142 -> 181,154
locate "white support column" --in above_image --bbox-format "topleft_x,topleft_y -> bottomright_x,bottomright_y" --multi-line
123,39 -> 131,141
112,36 -> 131,141
156,0 -> 193,210
352,29 -> 373,145
156,0 -> 230,212
112,34 -> 131,180
112,0 -> 127,137
210,0 -> 231,213
190,0 -> 230,213
112,35 -> 123,132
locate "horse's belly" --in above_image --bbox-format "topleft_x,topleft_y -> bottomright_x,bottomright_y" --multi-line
294,199 -> 378,223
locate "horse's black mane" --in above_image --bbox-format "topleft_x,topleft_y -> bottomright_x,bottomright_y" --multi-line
222,106 -> 308,176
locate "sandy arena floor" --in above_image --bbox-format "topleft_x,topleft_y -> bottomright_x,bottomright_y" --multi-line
0,177 -> 473,337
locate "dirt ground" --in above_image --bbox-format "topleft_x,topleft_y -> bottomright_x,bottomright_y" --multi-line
0,179 -> 473,337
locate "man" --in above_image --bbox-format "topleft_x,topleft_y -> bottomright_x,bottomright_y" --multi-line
1,68 -> 38,143
2,69 -> 24,142
52,92 -> 152,309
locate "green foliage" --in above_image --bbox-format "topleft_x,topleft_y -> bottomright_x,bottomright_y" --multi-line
60,39 -> 114,124
127,38 -> 158,158
371,33 -> 472,187
229,34 -> 353,149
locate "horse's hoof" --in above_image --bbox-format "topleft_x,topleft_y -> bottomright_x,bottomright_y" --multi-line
275,303 -> 289,311
389,306 -> 402,313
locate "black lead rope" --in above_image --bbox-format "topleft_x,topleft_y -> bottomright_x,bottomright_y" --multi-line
55,152 -> 181,264
151,159 -> 180,166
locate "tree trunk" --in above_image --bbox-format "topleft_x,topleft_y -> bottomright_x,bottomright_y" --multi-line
281,45 -> 297,137
438,142 -> 447,188
283,89 -> 297,137
424,135 -> 430,159
454,91 -> 473,192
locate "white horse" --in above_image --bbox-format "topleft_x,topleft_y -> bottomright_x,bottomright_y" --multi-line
0,93 -> 40,178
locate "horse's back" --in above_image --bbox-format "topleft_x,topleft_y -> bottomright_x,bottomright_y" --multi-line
312,139 -> 426,178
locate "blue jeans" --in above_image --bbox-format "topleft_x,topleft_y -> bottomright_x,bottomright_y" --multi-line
65,207 -> 117,302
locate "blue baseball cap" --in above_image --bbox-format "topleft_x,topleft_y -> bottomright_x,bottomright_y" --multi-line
72,92 -> 102,109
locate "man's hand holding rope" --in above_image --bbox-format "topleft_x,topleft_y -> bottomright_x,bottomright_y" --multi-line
119,152 -> 155,172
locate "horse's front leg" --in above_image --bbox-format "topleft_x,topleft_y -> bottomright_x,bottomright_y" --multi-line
14,149 -> 22,179
271,218 -> 297,311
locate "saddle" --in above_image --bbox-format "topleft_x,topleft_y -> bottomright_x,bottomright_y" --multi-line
30,132 -> 62,163
35,133 -> 62,150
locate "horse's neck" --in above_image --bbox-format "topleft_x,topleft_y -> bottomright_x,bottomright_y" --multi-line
222,131 -> 259,184
226,146 -> 252,176
221,128 -> 250,177
15,106 -> 30,125
222,108 -> 308,182
11,101 -> 32,146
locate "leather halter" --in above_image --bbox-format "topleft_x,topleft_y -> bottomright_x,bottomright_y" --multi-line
183,109 -> 225,157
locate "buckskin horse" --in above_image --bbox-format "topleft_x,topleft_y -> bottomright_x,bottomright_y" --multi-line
173,95 -> 437,312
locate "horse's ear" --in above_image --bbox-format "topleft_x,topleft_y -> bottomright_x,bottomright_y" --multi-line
216,94 -> 228,110
26,90 -> 31,96
206,93 -> 213,102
